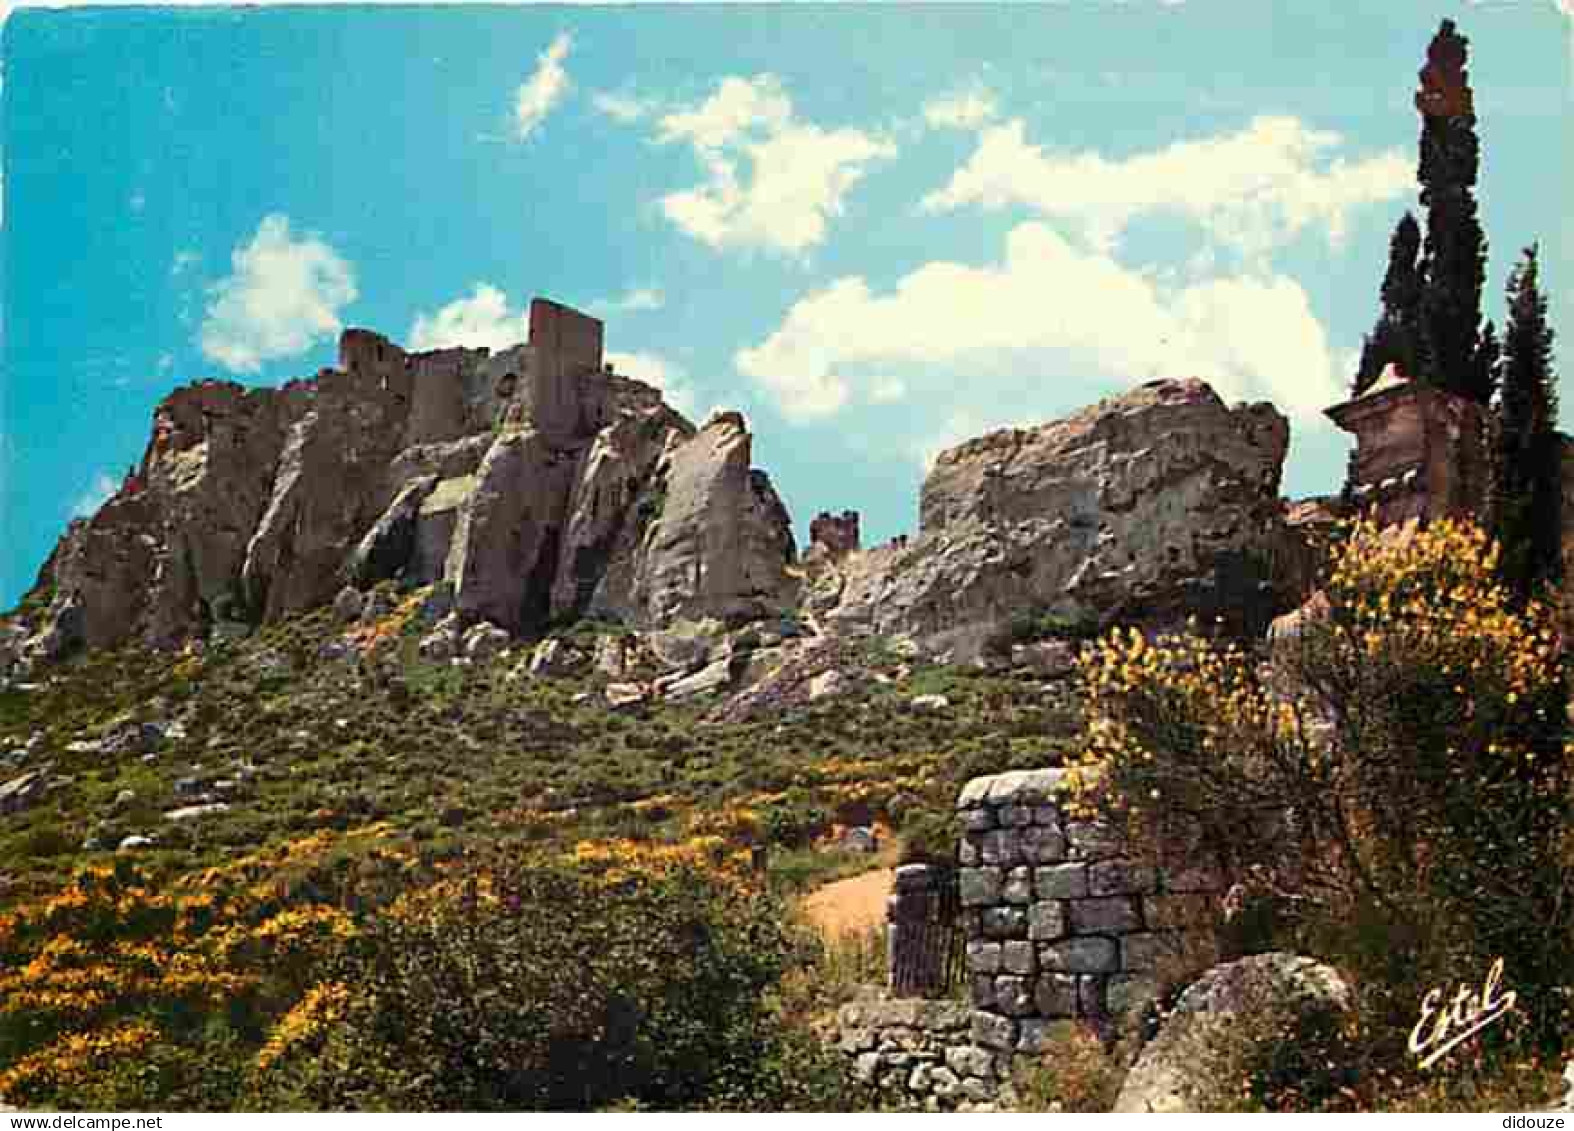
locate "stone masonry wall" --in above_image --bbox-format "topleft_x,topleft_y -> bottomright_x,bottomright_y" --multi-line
835,996 -> 1007,1111
833,766 -> 1224,1108
957,768 -> 1224,1057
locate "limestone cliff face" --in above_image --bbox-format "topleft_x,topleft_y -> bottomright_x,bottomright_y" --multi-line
818,378 -> 1302,652
589,412 -> 799,627
8,298 -> 797,664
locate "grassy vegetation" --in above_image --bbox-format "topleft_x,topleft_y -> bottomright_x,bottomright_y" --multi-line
0,597 -> 1083,1109
0,602 -> 1080,904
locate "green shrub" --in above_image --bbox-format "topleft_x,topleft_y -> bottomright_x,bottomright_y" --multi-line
1013,1021 -> 1124,1112
270,852 -> 851,1110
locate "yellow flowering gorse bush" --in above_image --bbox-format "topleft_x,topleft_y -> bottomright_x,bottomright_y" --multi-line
1065,515 -> 1573,1048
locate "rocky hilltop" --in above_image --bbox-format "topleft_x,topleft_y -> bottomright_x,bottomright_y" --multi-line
2,300 -> 1319,679
811,379 -> 1310,655
5,299 -> 797,675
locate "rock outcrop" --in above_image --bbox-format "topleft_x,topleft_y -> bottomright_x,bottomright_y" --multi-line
817,379 -> 1304,655
588,411 -> 798,627
5,298 -> 796,664
1113,952 -> 1352,1114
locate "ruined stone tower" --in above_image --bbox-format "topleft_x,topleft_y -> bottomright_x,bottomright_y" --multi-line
809,509 -> 861,557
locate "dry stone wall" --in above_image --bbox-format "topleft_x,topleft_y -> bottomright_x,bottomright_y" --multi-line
956,768 -> 1224,1056
835,996 -> 1001,1110
834,766 -> 1225,1107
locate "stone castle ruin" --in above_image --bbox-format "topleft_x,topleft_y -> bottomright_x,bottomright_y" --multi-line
809,510 -> 861,558
6,297 -> 800,672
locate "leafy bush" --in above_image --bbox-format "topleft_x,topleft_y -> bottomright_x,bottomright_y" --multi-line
1067,517 -> 1574,1087
0,853 -> 361,1109
267,849 -> 852,1111
986,606 -> 1103,655
1013,1021 -> 1125,1112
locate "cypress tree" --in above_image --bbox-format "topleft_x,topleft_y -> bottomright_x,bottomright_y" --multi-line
1352,213 -> 1426,398
1490,245 -> 1561,601
1414,19 -> 1492,404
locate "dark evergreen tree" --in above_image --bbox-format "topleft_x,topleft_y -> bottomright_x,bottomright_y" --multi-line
1414,19 -> 1492,404
1470,318 -> 1500,406
1352,214 -> 1426,398
1490,245 -> 1561,602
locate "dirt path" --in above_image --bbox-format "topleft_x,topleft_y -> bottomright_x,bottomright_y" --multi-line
801,867 -> 894,939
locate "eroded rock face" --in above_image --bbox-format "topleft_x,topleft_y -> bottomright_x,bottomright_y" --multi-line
8,300 -> 793,659
589,412 -> 798,629
822,379 -> 1301,653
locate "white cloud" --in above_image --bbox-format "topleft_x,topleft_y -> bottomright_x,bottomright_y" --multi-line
922,84 -> 997,130
736,221 -> 1347,436
655,74 -> 896,255
594,287 -> 665,314
591,89 -> 656,123
605,350 -> 697,417
922,115 -> 1412,259
868,376 -> 907,404
913,409 -> 997,471
515,32 -> 572,140
170,250 -> 199,277
198,214 -> 357,374
70,472 -> 117,519
407,283 -> 532,352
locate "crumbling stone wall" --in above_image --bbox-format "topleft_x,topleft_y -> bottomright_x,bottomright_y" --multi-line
529,297 -> 604,382
835,996 -> 1009,1111
956,768 -> 1223,1055
810,509 -> 860,557
833,766 -> 1224,1107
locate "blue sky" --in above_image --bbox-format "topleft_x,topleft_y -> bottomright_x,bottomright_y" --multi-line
1,1 -> 1570,609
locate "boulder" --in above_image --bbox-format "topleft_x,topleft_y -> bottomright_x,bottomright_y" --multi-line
645,618 -> 727,672
1010,641 -> 1078,677
605,681 -> 650,710
446,428 -> 577,633
103,721 -> 168,756
528,638 -> 586,678
418,614 -> 463,662
345,475 -> 439,586
1113,952 -> 1352,1114
332,585 -> 365,623
0,770 -> 48,815
911,694 -> 951,714
462,621 -> 511,662
661,657 -> 734,702
823,379 -> 1299,651
164,802 -> 230,823
592,634 -> 635,678
808,669 -> 849,701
